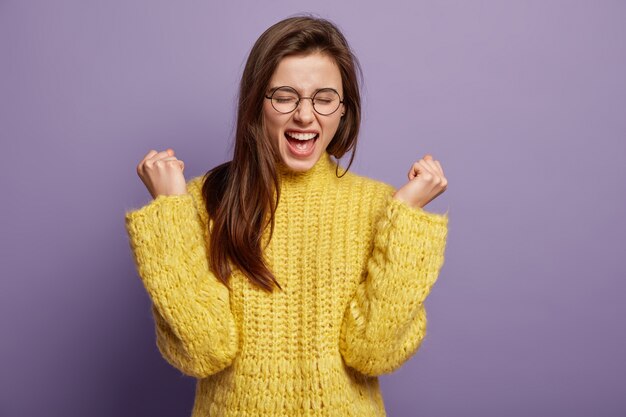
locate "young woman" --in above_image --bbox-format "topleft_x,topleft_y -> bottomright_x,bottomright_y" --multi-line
125,14 -> 449,417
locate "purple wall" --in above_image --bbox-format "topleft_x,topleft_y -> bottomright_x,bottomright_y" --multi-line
2,1 -> 625,416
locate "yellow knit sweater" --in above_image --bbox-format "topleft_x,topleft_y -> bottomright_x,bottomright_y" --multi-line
124,151 -> 449,417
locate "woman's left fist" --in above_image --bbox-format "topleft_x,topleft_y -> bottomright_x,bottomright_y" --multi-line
393,154 -> 448,209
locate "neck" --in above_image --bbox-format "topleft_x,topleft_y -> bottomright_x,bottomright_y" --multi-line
276,152 -> 337,186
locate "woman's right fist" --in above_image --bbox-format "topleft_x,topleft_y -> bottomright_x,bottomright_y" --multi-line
136,148 -> 187,199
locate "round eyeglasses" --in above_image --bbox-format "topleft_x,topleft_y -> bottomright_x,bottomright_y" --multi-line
264,86 -> 344,116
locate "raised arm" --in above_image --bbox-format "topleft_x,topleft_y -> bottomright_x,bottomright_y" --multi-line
339,188 -> 449,377
124,177 -> 239,378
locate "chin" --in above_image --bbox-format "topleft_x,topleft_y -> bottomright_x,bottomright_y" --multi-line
280,151 -> 319,173
285,159 -> 316,172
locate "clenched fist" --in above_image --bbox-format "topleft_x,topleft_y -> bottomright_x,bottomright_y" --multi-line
393,154 -> 448,209
136,148 -> 188,199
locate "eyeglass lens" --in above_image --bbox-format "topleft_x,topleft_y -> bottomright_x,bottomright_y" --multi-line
270,87 -> 341,115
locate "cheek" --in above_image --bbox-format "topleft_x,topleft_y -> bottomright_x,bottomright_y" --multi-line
263,105 -> 284,134
324,118 -> 342,138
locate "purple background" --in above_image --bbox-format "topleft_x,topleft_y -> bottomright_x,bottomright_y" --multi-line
2,1 -> 625,416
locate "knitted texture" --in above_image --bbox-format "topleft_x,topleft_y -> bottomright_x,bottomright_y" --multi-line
124,151 -> 449,417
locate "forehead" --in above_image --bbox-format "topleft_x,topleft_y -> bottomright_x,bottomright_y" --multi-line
269,52 -> 342,93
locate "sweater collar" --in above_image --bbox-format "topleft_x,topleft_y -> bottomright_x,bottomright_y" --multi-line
276,151 -> 338,186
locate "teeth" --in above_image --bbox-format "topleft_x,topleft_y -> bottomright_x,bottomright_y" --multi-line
286,132 -> 318,140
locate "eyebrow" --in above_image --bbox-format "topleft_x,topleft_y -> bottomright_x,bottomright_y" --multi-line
267,86 -> 338,94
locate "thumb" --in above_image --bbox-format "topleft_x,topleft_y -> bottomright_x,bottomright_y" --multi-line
409,163 -> 422,180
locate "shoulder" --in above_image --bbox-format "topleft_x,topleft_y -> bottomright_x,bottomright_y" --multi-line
333,168 -> 396,219
185,175 -> 210,223
337,168 -> 396,201
186,175 -> 206,195
183,175 -> 205,203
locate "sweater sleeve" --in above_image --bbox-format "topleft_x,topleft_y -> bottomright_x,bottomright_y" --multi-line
339,189 -> 449,377
124,179 -> 239,378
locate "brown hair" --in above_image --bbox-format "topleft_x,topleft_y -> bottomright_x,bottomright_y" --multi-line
201,14 -> 363,292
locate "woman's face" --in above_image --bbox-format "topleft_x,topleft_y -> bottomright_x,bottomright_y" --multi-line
263,52 -> 345,173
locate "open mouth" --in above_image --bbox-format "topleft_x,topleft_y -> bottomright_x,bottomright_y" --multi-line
284,132 -> 319,156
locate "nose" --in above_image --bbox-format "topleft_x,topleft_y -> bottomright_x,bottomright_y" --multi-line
293,98 -> 315,124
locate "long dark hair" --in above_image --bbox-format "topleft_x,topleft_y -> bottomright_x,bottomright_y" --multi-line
201,14 -> 364,292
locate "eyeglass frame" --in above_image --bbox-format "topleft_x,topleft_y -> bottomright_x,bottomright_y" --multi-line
264,86 -> 344,116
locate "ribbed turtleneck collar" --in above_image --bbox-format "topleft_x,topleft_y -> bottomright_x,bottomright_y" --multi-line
276,152 -> 338,186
